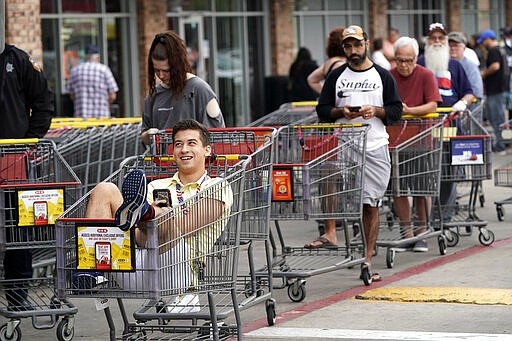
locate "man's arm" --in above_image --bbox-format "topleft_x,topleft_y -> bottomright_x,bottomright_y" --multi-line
158,197 -> 224,244
402,101 -> 437,116
24,56 -> 54,138
481,61 -> 500,79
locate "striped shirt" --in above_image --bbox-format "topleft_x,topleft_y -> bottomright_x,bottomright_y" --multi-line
66,61 -> 119,118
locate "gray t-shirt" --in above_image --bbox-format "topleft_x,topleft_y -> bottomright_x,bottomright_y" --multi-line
141,76 -> 225,132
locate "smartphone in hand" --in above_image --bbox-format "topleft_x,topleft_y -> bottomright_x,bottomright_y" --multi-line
348,106 -> 361,112
153,189 -> 171,207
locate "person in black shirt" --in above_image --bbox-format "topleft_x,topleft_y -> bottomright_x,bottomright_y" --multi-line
288,47 -> 319,101
0,43 -> 54,310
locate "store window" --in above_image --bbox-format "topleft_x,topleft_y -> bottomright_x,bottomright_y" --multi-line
388,0 -> 444,38
41,0 -> 136,117
168,1 -> 267,126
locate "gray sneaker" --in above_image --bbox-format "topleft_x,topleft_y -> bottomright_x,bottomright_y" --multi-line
392,242 -> 415,252
413,239 -> 428,252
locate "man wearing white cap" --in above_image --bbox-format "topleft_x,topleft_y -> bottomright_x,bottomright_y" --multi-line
479,29 -> 510,155
307,25 -> 402,284
418,23 -> 475,222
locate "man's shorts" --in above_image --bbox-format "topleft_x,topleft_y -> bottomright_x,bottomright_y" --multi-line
363,145 -> 391,207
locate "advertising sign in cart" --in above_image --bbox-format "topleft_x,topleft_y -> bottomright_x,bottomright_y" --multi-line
450,137 -> 484,165
76,223 -> 135,271
17,188 -> 65,226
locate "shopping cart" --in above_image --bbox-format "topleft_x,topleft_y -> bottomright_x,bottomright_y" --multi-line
0,138 -> 81,341
145,127 -> 277,326
493,162 -> 512,221
379,114 -> 447,268
257,123 -> 369,301
56,128 -> 275,340
248,101 -> 319,127
438,108 -> 494,247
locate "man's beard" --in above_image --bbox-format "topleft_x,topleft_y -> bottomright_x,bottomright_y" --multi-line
348,47 -> 367,66
424,43 -> 450,75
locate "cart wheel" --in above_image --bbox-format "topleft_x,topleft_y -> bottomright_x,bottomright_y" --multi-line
287,280 -> 306,302
0,324 -> 21,341
479,194 -> 485,207
478,229 -> 495,246
444,229 -> 459,247
265,299 -> 277,326
56,318 -> 74,341
496,205 -> 504,221
360,266 -> 371,286
438,235 -> 447,255
386,248 -> 395,269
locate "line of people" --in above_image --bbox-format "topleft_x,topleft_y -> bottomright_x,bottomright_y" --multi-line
298,22 -> 508,283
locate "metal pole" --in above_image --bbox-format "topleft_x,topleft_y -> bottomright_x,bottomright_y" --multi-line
0,0 -> 4,54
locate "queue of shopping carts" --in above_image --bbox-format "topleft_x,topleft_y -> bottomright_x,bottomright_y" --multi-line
55,127 -> 276,340
0,139 -> 81,340
45,118 -> 143,194
248,101 -> 318,127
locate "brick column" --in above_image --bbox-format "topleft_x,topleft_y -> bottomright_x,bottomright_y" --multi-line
137,0 -> 167,102
368,0 -> 388,42
5,0 -> 42,64
446,0 -> 462,32
269,0 -> 294,76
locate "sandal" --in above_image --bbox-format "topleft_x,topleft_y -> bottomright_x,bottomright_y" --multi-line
304,236 -> 338,249
359,262 -> 382,284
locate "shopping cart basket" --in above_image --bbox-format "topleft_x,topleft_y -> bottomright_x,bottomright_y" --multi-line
379,114 -> 447,268
0,138 -> 81,341
257,123 -> 369,300
248,101 -> 319,127
437,108 -> 494,247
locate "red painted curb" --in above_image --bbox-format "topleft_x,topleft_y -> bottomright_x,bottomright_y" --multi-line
243,236 -> 512,333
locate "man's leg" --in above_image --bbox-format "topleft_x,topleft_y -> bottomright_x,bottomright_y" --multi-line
393,196 -> 413,238
486,93 -> 506,152
362,204 -> 379,264
85,182 -> 123,219
4,249 -> 33,310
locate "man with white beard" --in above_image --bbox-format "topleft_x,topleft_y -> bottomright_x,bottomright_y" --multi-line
417,22 -> 475,222
418,23 -> 474,109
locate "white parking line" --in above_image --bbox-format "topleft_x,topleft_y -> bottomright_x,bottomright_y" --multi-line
245,327 -> 511,340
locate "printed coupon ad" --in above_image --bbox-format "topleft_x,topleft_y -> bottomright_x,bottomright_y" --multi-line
76,225 -> 134,271
272,167 -> 294,202
17,188 -> 64,226
451,137 -> 484,165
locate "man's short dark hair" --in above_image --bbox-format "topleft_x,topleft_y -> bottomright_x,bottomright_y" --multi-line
172,119 -> 211,146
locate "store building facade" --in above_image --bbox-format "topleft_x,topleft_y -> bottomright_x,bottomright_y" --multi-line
3,0 -> 512,126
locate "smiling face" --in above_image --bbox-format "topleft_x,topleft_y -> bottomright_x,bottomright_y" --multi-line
173,129 -> 211,177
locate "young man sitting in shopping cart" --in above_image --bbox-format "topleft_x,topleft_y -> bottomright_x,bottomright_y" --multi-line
84,119 -> 233,311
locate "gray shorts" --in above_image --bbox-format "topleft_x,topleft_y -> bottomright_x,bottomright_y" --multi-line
363,145 -> 391,207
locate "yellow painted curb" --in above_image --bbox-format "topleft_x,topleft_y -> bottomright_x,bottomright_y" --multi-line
355,287 -> 512,305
